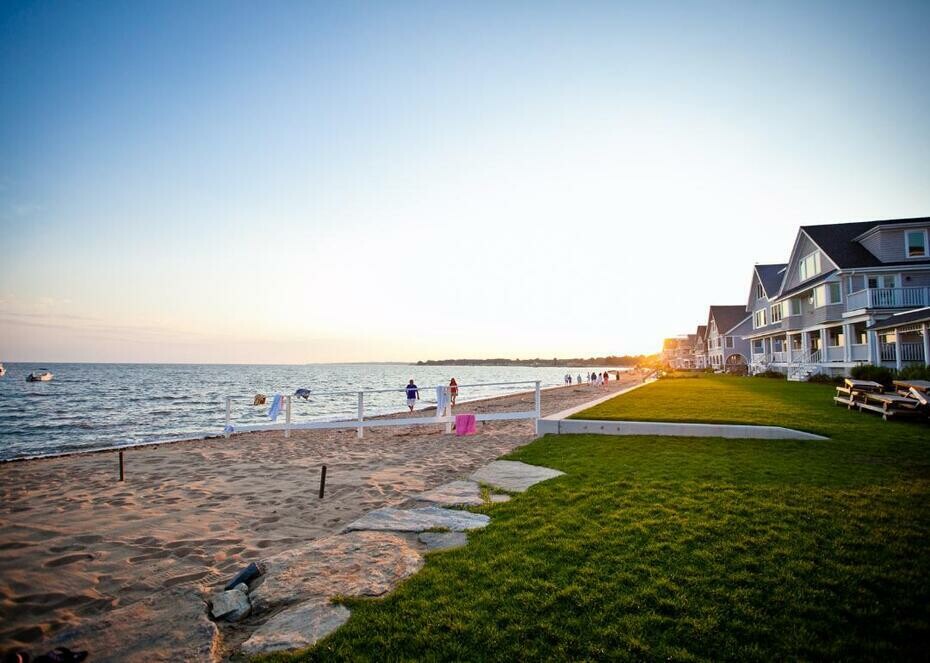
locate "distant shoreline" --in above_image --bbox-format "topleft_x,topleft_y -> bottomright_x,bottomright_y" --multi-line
416,358 -> 645,368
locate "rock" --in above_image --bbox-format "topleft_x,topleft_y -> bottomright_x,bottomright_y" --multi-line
224,561 -> 262,590
490,493 -> 511,503
50,587 -> 219,663
418,531 -> 468,551
414,480 -> 484,506
210,587 -> 251,622
240,599 -> 350,656
250,531 -> 423,614
342,506 -> 490,534
470,460 -> 564,492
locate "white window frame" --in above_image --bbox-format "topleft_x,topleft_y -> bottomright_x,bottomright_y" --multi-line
771,303 -> 783,323
725,336 -> 734,348
905,229 -> 929,259
754,309 -> 766,328
798,251 -> 821,282
756,283 -> 764,299
827,282 -> 842,305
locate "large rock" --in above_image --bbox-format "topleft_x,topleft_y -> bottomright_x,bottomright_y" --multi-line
210,585 -> 250,622
470,460 -> 564,492
250,531 -> 423,614
342,506 -> 490,534
414,480 -> 484,506
50,588 -> 219,663
240,599 -> 350,656
418,531 -> 468,551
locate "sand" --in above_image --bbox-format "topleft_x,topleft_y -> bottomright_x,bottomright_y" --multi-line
0,373 -> 643,652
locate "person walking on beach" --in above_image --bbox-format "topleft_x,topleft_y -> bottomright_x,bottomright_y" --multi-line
449,378 -> 458,406
577,374 -> 583,385
405,379 -> 419,412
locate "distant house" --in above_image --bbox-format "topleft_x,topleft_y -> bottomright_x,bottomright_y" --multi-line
705,305 -> 752,373
693,325 -> 708,369
662,336 -> 693,369
743,217 -> 930,378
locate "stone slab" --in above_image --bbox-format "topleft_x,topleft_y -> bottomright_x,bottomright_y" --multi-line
342,506 -> 490,534
469,461 -> 564,493
537,418 -> 828,440
50,588 -> 219,663
240,599 -> 350,656
250,531 -> 423,614
210,586 -> 250,622
490,494 -> 511,503
418,531 -> 468,551
414,480 -> 484,506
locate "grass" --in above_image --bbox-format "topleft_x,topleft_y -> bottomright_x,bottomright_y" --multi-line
259,376 -> 930,662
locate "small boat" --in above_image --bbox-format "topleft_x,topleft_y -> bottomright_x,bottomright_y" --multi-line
26,369 -> 54,382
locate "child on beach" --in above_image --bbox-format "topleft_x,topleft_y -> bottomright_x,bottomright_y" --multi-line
449,378 -> 458,406
405,380 -> 419,412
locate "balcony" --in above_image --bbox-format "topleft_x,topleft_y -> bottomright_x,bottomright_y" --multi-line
846,287 -> 930,311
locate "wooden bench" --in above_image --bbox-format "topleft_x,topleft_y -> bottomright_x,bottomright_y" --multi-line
858,392 -> 923,420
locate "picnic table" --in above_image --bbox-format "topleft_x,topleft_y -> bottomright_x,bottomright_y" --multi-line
834,379 -> 885,409
858,392 -> 923,420
893,379 -> 930,393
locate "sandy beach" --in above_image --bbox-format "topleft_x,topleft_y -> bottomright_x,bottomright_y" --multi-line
0,373 -> 643,655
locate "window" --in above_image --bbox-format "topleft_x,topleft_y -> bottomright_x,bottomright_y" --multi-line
754,309 -> 767,328
752,340 -> 763,353
868,275 -> 897,289
798,251 -> 821,282
725,336 -> 734,348
828,283 -> 841,304
812,286 -> 824,308
756,283 -> 764,299
812,284 -> 841,308
771,303 -> 783,323
905,230 -> 928,258
828,327 -> 844,347
790,298 -> 802,316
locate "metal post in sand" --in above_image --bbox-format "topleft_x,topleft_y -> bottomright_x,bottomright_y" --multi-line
119,451 -> 124,482
319,465 -> 327,499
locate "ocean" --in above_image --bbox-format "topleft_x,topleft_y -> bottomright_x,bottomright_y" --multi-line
0,363 -> 624,461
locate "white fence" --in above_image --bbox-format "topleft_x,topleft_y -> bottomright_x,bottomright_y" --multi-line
223,380 -> 543,439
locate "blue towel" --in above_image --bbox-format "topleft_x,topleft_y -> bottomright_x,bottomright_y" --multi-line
268,394 -> 284,421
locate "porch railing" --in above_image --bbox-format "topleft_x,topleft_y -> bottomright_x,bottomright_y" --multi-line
847,287 -> 930,311
880,342 -> 926,362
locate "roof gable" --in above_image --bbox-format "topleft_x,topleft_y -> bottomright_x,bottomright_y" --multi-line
707,305 -> 752,335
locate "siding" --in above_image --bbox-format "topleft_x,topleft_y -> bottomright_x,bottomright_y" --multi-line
860,225 -> 930,262
783,232 -> 838,292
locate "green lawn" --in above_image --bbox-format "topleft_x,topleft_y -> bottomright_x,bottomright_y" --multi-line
263,376 -> 930,662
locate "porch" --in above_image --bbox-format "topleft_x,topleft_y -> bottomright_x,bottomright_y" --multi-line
846,287 -> 930,312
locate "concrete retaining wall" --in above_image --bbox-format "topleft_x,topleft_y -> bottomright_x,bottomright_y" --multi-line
537,418 -> 826,440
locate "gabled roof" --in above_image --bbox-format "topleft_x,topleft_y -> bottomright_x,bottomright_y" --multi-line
708,305 -> 751,335
755,263 -> 787,298
696,324 -> 707,339
868,307 -> 930,331
801,216 -> 930,268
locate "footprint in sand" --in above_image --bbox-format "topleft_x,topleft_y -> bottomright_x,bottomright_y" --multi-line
49,544 -> 86,553
75,534 -> 103,544
162,570 -> 210,587
0,541 -> 33,551
44,553 -> 94,567
128,550 -> 170,563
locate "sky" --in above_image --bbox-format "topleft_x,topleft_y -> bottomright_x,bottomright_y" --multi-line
1,0 -> 929,363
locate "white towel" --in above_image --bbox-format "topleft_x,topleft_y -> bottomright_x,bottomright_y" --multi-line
436,386 -> 448,414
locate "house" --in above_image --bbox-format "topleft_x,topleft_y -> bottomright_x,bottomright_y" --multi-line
662,336 -> 694,369
866,307 -> 930,371
693,325 -> 708,369
744,217 -> 930,379
705,305 -> 752,373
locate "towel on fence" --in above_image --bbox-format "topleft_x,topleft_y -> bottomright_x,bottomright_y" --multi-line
268,394 -> 284,421
436,386 -> 449,414
253,393 -> 267,406
294,388 -> 311,400
454,413 -> 477,436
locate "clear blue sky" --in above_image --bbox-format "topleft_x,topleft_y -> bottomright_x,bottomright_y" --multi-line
2,1 -> 929,363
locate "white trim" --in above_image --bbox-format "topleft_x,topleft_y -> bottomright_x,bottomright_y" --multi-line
905,229 -> 929,259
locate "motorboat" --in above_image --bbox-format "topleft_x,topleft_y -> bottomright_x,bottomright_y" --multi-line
26,369 -> 53,382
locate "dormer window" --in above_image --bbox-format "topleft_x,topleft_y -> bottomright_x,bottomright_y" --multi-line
905,230 -> 928,258
798,251 -> 821,282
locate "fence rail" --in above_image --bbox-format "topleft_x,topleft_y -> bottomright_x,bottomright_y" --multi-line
224,380 -> 543,439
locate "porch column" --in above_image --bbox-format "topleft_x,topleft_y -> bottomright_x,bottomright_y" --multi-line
868,330 -> 880,365
819,328 -> 827,361
801,331 -> 809,358
895,328 -> 902,371
786,334 -> 794,362
923,322 -> 930,367
842,324 -> 852,363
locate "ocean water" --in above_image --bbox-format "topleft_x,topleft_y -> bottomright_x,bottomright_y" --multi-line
0,363 -> 624,461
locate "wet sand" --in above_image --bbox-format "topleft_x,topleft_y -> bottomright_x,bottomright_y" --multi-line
0,373 -> 644,651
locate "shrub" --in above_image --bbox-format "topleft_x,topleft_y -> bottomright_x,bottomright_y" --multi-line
850,364 -> 895,388
896,365 -> 930,381
753,370 -> 786,379
808,373 -> 844,385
